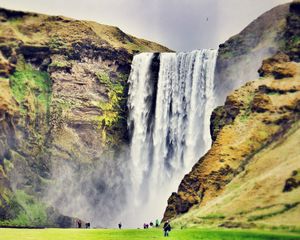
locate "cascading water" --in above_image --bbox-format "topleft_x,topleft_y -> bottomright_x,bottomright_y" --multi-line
127,52 -> 157,207
126,49 -> 218,227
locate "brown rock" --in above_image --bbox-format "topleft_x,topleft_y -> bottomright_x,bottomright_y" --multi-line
0,79 -> 18,116
258,53 -> 297,79
0,55 -> 14,77
251,93 -> 273,113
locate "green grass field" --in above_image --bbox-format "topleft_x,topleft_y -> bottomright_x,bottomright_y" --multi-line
0,228 -> 300,240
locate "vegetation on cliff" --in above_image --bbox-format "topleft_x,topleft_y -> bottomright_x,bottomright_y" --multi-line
0,190 -> 48,227
10,60 -> 51,116
0,7 -> 170,227
283,1 -> 300,61
95,71 -> 128,146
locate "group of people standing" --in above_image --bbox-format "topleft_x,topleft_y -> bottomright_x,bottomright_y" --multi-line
76,218 -> 171,237
142,219 -> 161,229
118,219 -> 172,237
76,220 -> 90,229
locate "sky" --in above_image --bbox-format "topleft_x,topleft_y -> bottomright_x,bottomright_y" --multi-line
0,0 -> 292,51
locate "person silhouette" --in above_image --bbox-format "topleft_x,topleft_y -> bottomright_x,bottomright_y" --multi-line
163,221 -> 171,237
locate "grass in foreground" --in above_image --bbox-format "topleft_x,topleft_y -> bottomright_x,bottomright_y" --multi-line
0,228 -> 300,240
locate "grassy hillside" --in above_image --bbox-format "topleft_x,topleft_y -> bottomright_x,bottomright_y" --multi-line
86,21 -> 170,53
164,51 -> 300,229
170,121 -> 300,230
164,54 -> 300,231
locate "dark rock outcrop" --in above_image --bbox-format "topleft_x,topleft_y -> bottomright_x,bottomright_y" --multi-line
284,0 -> 300,62
283,170 -> 300,192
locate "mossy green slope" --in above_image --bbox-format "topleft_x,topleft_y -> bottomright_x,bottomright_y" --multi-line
0,7 -> 170,54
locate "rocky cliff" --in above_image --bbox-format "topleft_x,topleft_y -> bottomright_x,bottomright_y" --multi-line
163,1 -> 300,230
0,7 -> 169,227
214,2 -> 290,105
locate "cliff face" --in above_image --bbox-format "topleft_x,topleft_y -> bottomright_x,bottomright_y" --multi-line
163,1 -> 300,229
214,3 -> 290,105
0,8 -> 170,227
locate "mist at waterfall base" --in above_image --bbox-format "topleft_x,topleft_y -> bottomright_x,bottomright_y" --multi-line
123,50 -> 218,227
44,148 -> 130,228
43,50 -> 217,228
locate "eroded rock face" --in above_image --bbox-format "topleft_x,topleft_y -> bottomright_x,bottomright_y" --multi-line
0,7 -> 170,227
210,94 -> 242,142
0,80 -> 18,220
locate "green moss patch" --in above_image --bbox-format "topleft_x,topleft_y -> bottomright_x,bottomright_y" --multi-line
3,159 -> 14,173
9,61 -> 52,114
48,36 -> 66,50
95,71 -> 127,146
200,213 -> 226,220
0,190 -> 48,227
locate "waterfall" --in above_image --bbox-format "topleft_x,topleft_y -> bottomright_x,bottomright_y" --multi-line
127,52 -> 157,207
126,49 -> 218,227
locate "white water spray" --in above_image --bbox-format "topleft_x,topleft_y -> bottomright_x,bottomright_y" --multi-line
126,50 -> 217,227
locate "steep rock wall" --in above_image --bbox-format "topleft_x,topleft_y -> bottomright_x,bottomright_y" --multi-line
0,7 -> 170,227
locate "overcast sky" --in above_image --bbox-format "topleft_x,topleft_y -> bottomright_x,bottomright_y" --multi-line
0,0 -> 292,51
